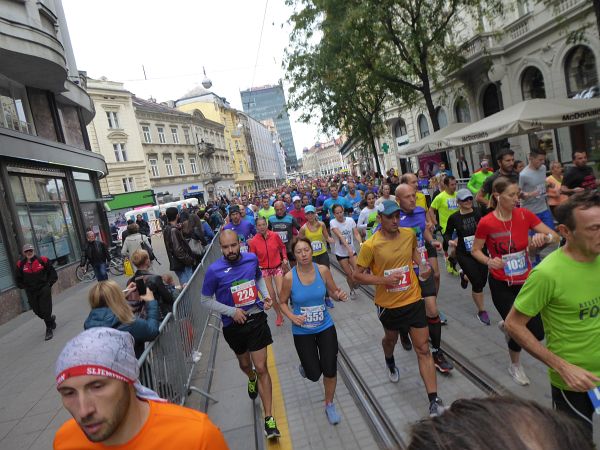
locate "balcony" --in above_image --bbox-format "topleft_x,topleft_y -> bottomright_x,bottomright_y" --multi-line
197,141 -> 215,156
505,13 -> 531,41
461,32 -> 496,62
208,171 -> 222,183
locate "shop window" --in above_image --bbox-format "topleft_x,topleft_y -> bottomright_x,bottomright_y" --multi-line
521,67 -> 546,100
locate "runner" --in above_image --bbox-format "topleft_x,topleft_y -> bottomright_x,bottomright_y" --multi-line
395,184 -> 452,373
290,196 -> 308,228
471,177 -> 559,386
357,191 -> 378,239
258,196 -> 276,221
329,204 -> 362,298
315,184 -> 330,223
546,161 -> 568,217
561,149 -> 600,195
223,205 -> 256,253
467,159 -> 493,200
323,184 -> 351,221
248,217 -> 288,327
268,201 -> 301,268
345,181 -> 363,223
506,190 -> 600,441
428,176 -> 459,275
400,173 -> 428,209
354,200 -> 446,416
476,147 -> 518,209
375,183 -> 393,206
201,230 -> 281,439
277,237 -> 348,425
444,189 -> 490,325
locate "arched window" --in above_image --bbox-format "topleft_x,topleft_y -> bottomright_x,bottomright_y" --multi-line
435,107 -> 448,129
482,84 -> 501,118
418,114 -> 430,138
565,45 -> 599,97
521,67 -> 546,100
454,96 -> 471,123
393,119 -> 407,138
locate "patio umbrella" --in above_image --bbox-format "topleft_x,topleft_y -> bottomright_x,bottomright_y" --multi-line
398,122 -> 470,157
441,98 -> 600,147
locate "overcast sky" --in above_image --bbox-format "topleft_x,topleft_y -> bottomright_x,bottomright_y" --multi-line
62,0 -> 323,158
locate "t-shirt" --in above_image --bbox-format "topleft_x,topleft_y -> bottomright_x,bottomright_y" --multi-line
345,192 -> 363,222
202,252 -> 263,328
514,249 -> 600,391
467,170 -> 493,195
357,207 -> 378,238
290,208 -> 307,228
330,217 -> 357,257
222,220 -> 256,252
53,400 -> 229,450
481,170 -> 519,197
323,196 -> 351,218
474,208 -> 541,284
258,206 -> 276,221
416,192 -> 427,210
430,191 -> 459,233
357,229 -> 421,309
519,165 -> 548,214
444,210 -> 482,255
563,165 -> 597,191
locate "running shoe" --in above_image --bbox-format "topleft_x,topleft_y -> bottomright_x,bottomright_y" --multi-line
429,397 -> 447,417
264,416 -> 281,439
445,259 -> 459,276
349,289 -> 356,299
387,365 -> 400,383
432,350 -> 454,373
498,320 -> 510,343
298,364 -> 306,379
44,327 -> 53,341
459,270 -> 468,289
477,310 -> 491,326
275,315 -> 284,327
508,364 -> 530,386
325,297 -> 335,308
400,333 -> 412,351
325,402 -> 341,425
247,370 -> 258,400
439,311 -> 448,325
50,315 -> 57,330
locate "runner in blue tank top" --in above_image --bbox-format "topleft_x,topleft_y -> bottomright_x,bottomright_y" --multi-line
278,237 -> 348,425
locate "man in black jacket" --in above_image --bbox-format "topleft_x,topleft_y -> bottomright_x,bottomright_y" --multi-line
81,231 -> 111,281
163,207 -> 195,284
136,214 -> 151,237
15,243 -> 58,341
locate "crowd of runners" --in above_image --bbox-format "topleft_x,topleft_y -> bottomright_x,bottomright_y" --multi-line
51,147 -> 600,448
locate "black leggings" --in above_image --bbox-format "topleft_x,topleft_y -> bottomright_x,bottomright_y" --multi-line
456,252 -> 488,293
488,276 -> 544,352
552,386 -> 594,442
293,325 -> 338,382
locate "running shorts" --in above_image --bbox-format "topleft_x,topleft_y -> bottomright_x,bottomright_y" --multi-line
261,267 -> 283,278
377,299 -> 427,332
222,312 -> 273,355
312,252 -> 330,268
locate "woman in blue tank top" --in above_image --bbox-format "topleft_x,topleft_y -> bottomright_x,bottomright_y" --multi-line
278,237 -> 348,425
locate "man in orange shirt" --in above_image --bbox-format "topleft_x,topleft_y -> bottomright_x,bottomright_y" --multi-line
354,200 -> 445,417
54,327 -> 229,450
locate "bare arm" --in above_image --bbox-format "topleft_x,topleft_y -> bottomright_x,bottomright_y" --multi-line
318,265 -> 348,301
277,273 -> 306,326
321,222 -> 334,243
427,207 -> 438,227
530,222 -> 560,247
475,188 -> 488,207
471,238 -> 503,270
353,226 -> 362,245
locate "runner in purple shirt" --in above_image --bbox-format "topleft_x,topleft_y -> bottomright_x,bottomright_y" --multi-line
223,205 -> 256,252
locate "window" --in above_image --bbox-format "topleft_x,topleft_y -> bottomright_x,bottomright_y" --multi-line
106,111 -> 120,129
393,119 -> 407,138
239,162 -> 244,173
435,107 -> 448,129
142,126 -> 152,143
0,80 -> 33,135
454,96 -> 472,123
177,157 -> 186,175
113,143 -> 127,162
517,0 -> 532,17
122,177 -> 135,192
157,126 -> 166,144
149,159 -> 159,177
10,175 -> 76,267
565,45 -> 598,98
417,114 -> 430,138
171,127 -> 179,144
190,157 -> 198,174
521,67 -> 546,100
183,128 -> 191,144
165,158 -> 173,176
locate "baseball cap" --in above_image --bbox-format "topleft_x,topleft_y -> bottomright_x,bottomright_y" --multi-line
304,205 -> 316,213
376,200 -> 401,216
456,188 -> 473,201
55,328 -> 164,402
229,205 -> 241,215
292,195 -> 301,202
22,244 -> 34,252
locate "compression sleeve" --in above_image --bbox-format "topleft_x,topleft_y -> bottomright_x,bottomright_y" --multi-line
256,276 -> 270,299
200,294 -> 237,317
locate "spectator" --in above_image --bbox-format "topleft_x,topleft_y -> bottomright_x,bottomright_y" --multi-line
129,249 -> 174,319
163,207 -> 195,284
121,223 -> 153,262
161,273 -> 182,298
80,231 -> 110,281
120,219 -> 135,242
136,214 -> 151,237
197,210 -> 215,241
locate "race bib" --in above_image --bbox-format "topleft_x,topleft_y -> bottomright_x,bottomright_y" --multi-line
502,250 -> 528,277
463,235 -> 475,252
239,243 -> 249,253
300,305 -> 325,328
277,231 -> 288,243
230,280 -> 258,307
384,266 -> 412,292
311,240 -> 323,252
342,230 -> 352,245
447,198 -> 458,210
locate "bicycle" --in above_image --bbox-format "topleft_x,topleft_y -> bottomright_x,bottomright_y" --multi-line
108,244 -> 125,276
75,263 -> 96,282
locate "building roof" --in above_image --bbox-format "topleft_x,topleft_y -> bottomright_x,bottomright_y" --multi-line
132,96 -> 190,117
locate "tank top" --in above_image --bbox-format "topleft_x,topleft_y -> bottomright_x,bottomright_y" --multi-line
304,222 -> 327,256
290,264 -> 333,335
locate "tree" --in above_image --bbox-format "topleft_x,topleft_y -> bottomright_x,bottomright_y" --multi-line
535,0 -> 600,43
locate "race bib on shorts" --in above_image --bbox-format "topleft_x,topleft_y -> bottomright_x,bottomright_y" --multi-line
277,231 -> 288,243
447,198 -> 458,210
300,305 -> 325,328
502,250 -> 528,277
230,280 -> 258,307
384,266 -> 411,292
463,235 -> 475,252
311,240 -> 323,252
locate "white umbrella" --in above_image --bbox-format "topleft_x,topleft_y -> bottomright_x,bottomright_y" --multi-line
398,122 -> 470,157
441,98 -> 600,147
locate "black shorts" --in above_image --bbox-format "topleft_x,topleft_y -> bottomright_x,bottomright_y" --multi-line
336,253 -> 356,262
377,299 -> 427,332
419,273 -> 437,297
222,311 -> 273,355
312,252 -> 330,268
425,241 -> 437,258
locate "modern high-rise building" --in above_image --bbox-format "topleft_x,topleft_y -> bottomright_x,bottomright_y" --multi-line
240,81 -> 298,173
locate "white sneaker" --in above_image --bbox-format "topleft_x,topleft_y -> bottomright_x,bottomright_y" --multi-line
387,366 -> 399,383
349,289 -> 356,299
508,364 -> 530,386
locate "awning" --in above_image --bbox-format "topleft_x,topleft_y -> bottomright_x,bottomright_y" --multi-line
398,122 -> 470,157
441,98 -> 600,147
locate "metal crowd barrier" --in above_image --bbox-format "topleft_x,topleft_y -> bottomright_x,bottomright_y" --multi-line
138,232 -> 224,405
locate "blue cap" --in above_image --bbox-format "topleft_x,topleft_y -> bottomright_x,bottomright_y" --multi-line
304,205 -> 316,213
376,200 -> 401,216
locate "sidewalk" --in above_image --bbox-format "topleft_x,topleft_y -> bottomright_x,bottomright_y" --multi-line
0,238 -> 171,450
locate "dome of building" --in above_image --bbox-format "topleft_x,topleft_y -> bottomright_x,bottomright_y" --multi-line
181,85 -> 210,99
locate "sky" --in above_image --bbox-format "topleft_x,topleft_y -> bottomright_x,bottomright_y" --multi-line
61,0 -> 324,159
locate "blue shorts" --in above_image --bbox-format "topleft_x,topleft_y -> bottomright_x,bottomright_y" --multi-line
536,209 -> 555,231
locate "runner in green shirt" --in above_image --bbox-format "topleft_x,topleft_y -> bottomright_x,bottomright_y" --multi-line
506,190 -> 600,441
258,197 -> 276,221
428,176 -> 459,275
466,160 -> 493,196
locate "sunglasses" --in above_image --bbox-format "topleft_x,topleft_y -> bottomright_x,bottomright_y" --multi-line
24,249 -> 34,253
459,197 -> 473,202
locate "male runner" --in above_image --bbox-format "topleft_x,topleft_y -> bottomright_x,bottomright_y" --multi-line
323,184 -> 351,221
467,159 -> 493,198
258,197 -> 276,221
428,176 -> 459,275
476,147 -> 518,208
354,200 -> 446,417
561,149 -> 600,195
223,205 -> 256,253
268,201 -> 301,267
202,230 -> 280,439
400,173 -> 427,209
345,181 -> 363,223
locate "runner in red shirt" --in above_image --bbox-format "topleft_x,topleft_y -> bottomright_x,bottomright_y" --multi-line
471,176 -> 559,386
290,196 -> 307,228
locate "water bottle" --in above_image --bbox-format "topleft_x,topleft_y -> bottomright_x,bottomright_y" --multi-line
418,248 -> 429,282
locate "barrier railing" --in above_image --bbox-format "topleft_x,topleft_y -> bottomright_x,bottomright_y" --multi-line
138,232 -> 224,405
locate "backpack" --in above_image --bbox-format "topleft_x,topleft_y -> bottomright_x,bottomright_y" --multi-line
140,237 -> 156,261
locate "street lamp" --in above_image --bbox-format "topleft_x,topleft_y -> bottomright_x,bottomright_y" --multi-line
201,66 -> 212,89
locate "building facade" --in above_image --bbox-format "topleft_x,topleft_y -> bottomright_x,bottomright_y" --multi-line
303,138 -> 347,177
0,0 -> 108,323
86,78 -> 151,195
240,81 -> 299,173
